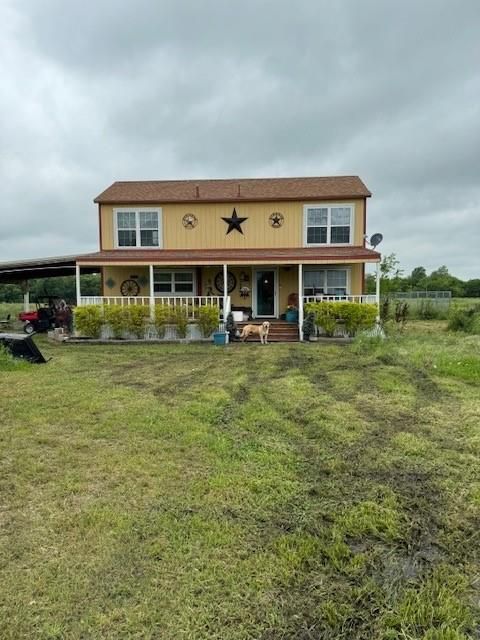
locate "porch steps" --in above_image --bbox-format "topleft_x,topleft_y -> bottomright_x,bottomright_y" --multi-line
235,320 -> 299,343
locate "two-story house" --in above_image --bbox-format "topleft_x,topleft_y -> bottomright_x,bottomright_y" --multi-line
75,176 -> 381,338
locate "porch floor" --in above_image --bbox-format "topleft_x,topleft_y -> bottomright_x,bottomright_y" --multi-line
236,320 -> 299,343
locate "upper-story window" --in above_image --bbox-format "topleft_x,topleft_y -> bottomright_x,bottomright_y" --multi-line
115,208 -> 162,248
304,204 -> 353,245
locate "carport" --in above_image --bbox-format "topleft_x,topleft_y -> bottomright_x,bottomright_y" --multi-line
0,255 -> 99,310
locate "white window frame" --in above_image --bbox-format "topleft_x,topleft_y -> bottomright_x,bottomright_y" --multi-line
153,268 -> 196,297
114,207 -> 163,249
303,203 -> 354,246
303,267 -> 351,296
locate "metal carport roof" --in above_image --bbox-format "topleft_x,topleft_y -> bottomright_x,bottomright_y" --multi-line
0,254 -> 99,284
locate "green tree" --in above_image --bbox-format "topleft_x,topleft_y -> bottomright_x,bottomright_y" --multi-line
410,266 -> 427,287
464,279 -> 480,298
380,253 -> 403,295
424,266 -> 465,297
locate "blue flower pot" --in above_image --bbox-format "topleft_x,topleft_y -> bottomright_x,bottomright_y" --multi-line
285,310 -> 298,323
213,332 -> 227,345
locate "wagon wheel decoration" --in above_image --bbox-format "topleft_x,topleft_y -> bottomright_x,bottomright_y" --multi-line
120,279 -> 140,297
214,271 -> 237,294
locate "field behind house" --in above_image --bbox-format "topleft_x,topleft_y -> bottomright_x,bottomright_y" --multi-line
0,322 -> 479,639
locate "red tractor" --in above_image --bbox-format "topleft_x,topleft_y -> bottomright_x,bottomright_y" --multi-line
18,298 -> 72,334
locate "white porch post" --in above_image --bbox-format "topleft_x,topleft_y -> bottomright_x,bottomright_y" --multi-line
375,261 -> 381,321
75,264 -> 81,306
298,263 -> 304,341
149,264 -> 155,320
22,280 -> 30,312
223,263 -> 228,321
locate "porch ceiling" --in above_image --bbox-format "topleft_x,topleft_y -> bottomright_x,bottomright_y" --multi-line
76,247 -> 380,267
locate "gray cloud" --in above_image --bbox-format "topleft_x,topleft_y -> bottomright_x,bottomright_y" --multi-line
1,0 -> 479,278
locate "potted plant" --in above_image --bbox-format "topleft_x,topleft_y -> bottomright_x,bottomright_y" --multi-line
225,312 -> 238,342
285,304 -> 298,323
285,292 -> 299,322
302,311 -> 317,341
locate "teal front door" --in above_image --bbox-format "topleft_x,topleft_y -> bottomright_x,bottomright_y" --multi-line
254,269 -> 276,317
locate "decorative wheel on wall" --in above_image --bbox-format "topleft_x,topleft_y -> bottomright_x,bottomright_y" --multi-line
214,271 -> 237,294
120,279 -> 140,297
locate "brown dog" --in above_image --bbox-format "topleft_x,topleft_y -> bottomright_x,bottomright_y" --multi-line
240,321 -> 270,344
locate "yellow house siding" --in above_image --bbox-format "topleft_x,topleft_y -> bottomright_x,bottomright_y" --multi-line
102,266 -> 150,297
100,205 -> 114,250
353,199 -> 365,246
99,199 -> 366,250
350,263 -> 364,295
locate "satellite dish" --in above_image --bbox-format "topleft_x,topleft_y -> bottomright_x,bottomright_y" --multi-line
369,233 -> 383,248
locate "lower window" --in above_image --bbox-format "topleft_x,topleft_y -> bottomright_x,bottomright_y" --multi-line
153,269 -> 195,295
303,269 -> 348,296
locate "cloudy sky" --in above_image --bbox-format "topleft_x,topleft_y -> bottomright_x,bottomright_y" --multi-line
1,0 -> 479,278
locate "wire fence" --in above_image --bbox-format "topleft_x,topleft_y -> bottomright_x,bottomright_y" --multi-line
391,291 -> 451,299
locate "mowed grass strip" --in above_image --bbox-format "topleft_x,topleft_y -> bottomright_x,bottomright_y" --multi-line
0,324 -> 479,639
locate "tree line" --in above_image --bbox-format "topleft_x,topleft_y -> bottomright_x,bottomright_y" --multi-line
365,254 -> 480,297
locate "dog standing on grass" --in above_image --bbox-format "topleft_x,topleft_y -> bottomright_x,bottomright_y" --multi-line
240,321 -> 270,344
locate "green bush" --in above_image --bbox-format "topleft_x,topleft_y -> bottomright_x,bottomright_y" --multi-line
394,301 -> 409,329
173,306 -> 189,338
416,299 -> 439,320
154,304 -> 173,338
104,305 -> 128,338
125,305 -> 149,338
305,302 -> 377,337
74,305 -> 103,338
198,305 -> 220,337
0,345 -> 30,371
447,304 -> 480,334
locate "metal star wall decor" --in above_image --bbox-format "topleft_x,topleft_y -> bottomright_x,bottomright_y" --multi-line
269,211 -> 284,228
222,208 -> 248,235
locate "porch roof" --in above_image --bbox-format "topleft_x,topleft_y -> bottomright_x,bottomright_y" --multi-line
76,246 -> 380,267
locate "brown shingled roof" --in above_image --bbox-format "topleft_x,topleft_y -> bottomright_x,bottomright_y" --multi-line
94,176 -> 371,204
77,246 -> 380,266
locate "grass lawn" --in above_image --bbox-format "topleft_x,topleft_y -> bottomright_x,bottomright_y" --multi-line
1,322 -> 479,639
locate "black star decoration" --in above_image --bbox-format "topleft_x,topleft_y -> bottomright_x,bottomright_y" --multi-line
222,208 -> 248,235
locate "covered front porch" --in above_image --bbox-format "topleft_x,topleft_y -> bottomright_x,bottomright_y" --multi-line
75,247 -> 381,339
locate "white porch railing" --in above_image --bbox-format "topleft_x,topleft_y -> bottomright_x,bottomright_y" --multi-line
79,296 -> 228,320
303,294 -> 377,304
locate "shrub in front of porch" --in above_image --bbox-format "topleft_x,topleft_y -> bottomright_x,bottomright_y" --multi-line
74,305 -> 103,338
305,302 -> 377,337
154,304 -> 173,338
125,305 -> 149,338
104,305 -> 128,338
173,306 -> 189,338
198,306 -> 220,338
